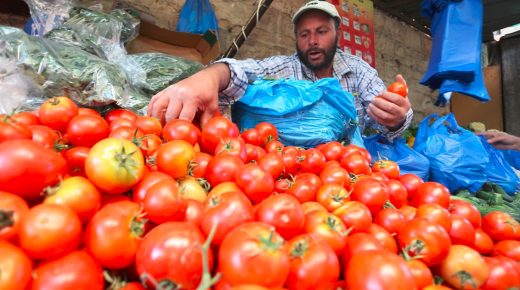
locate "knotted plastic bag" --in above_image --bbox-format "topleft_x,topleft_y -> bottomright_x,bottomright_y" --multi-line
232,78 -> 363,148
364,134 -> 430,181
176,0 -> 219,34
414,113 -> 489,192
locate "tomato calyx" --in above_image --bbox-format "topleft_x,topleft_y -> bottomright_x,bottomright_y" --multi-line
453,270 -> 477,289
383,201 -> 397,209
114,146 -> 141,178
139,274 -> 179,290
258,229 -> 284,252
289,240 -> 309,259
104,270 -> 139,290
130,212 -> 147,239
406,239 -> 426,259
0,210 -> 14,230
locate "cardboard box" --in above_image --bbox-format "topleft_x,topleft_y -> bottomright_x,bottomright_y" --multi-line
450,65 -> 503,131
127,20 -> 220,65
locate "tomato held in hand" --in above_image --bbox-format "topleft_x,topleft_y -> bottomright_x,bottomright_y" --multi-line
387,81 -> 408,97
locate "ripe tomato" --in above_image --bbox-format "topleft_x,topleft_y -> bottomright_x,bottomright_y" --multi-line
0,240 -> 32,289
332,201 -> 372,233
178,176 -> 208,203
205,154 -> 244,187
473,227 -> 494,254
10,111 -> 40,126
255,122 -> 278,145
449,215 -> 476,247
143,179 -> 187,224
245,144 -> 266,163
340,152 -> 370,175
0,191 -> 29,241
385,179 -> 408,208
281,152 -> 301,177
304,210 -> 348,255
406,259 -> 433,290
439,245 -> 489,290
415,203 -> 452,233
398,173 -> 423,201
77,107 -> 100,117
374,207 -> 406,235
190,151 -> 212,178
67,115 -> 109,147
398,218 -> 451,266
372,160 -> 400,179
200,116 -> 239,154
162,119 -> 201,145
264,140 -> 285,154
38,96 -> 78,132
319,165 -> 351,187
0,139 -> 67,200
286,176 -> 319,203
481,256 -> 520,290
136,222 -> 212,289
105,108 -> 137,124
300,149 -> 326,175
241,128 -> 262,146
316,183 -> 350,212
398,205 -> 417,222
62,146 -> 90,177
366,223 -> 398,254
387,81 -> 408,97
43,176 -> 101,223
201,190 -> 254,245
319,141 -> 344,161
411,182 -> 450,209
109,118 -> 135,132
29,125 -> 60,150
301,201 -> 327,215
255,194 -> 304,240
482,211 -> 520,241
219,222 -> 289,287
341,233 -> 383,265
493,240 -> 520,261
109,126 -> 144,141
258,152 -> 285,179
156,140 -> 195,178
133,116 -> 162,136
85,138 -> 145,194
285,234 -> 340,290
19,204 -> 81,260
215,137 -> 248,162
346,250 -> 416,290
31,251 -> 103,290
0,118 -> 32,142
139,134 -> 162,157
350,178 -> 389,216
235,163 -> 274,204
184,199 -> 204,227
86,200 -> 145,269
449,199 -> 481,229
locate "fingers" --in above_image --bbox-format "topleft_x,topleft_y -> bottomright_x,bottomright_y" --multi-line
164,99 -> 183,124
395,74 -> 407,86
178,101 -> 198,122
149,93 -> 170,120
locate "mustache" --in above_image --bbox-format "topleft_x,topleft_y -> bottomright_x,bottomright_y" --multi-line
306,48 -> 325,54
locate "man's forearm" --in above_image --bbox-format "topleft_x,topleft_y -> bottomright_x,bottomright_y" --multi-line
204,63 -> 231,93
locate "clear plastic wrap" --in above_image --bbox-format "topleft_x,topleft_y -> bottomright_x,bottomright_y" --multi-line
23,0 -> 75,36
0,58 -> 45,113
128,53 -> 203,94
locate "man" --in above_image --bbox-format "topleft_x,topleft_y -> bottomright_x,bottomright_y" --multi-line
148,0 -> 412,141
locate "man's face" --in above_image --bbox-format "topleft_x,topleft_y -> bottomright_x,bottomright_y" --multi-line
295,10 -> 338,72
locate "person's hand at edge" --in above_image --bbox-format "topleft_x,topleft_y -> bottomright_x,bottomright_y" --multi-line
367,74 -> 411,130
479,130 -> 520,151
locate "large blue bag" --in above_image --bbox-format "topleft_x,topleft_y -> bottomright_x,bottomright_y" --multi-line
231,78 -> 363,148
414,113 -> 489,192
364,135 -> 430,181
503,150 -> 520,171
478,136 -> 519,194
176,0 -> 219,34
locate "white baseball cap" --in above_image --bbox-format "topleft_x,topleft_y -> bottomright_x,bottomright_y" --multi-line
292,0 -> 340,24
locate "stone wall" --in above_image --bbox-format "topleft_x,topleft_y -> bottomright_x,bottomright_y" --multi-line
117,0 -> 449,122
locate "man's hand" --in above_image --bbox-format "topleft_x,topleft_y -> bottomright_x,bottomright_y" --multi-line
480,130 -> 520,151
147,63 -> 230,126
367,74 -> 411,130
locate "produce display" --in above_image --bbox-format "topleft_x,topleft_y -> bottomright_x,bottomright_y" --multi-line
1,96 -> 519,290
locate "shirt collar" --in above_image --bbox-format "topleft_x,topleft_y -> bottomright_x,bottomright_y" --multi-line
296,48 -> 354,80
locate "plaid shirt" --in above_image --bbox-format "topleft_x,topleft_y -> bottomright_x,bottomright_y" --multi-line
216,49 -> 413,141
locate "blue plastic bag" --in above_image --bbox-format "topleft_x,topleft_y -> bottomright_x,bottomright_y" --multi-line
420,0 -> 489,104
477,136 -> 519,194
414,113 -> 489,193
503,150 -> 520,171
364,135 -> 430,181
231,78 -> 363,148
176,0 -> 219,34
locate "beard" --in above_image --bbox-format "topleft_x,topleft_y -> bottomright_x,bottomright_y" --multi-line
297,34 -> 339,71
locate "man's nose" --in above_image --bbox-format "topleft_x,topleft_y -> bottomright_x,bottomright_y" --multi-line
308,33 -> 318,46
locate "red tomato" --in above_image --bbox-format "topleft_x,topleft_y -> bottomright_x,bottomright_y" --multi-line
0,139 -> 67,200
258,152 -> 285,180
398,205 -> 417,222
86,200 -> 145,269
304,210 -> 348,255
439,245 -> 489,290
241,128 -> 262,146
0,240 -> 32,289
286,176 -> 319,203
316,183 -> 350,212
108,126 -> 144,141
366,223 -> 399,254
319,165 -> 351,187
85,138 -> 145,194
77,107 -> 100,117
415,203 -> 452,233
235,163 -> 274,204
156,140 -> 195,178
341,233 -> 383,265
255,194 -> 304,240
285,234 -> 340,290
449,199 -> 482,229
29,125 -> 60,150
0,118 -> 32,142
339,144 -> 362,159
0,191 -> 29,241
493,240 -> 520,261
19,204 -> 81,260
245,143 -> 266,163
387,81 -> 408,97
38,96 -> 78,132
412,182 -> 450,209
137,222 -> 212,289
190,151 -> 212,178
281,152 -> 301,177
350,178 -> 389,216
205,154 -> 244,187
132,172 -> 173,204
139,134 -> 162,157
200,116 -> 239,154
184,199 -> 204,227
385,179 -> 408,208
407,259 -> 433,290
67,115 -> 109,147
255,122 -> 279,145
374,207 -> 406,235
143,179 -> 187,224
319,141 -> 344,161
372,160 -> 400,179
133,116 -> 162,136
332,201 -> 372,233
62,146 -> 90,177
201,191 -> 254,245
449,215 -> 476,247
346,250 -> 416,290
482,211 -> 520,241
398,218 -> 451,266
219,222 -> 289,287
162,119 -> 201,145
340,152 -> 370,175
398,173 -> 423,201
215,137 -> 248,162
10,111 -> 40,126
105,108 -> 137,124
301,201 -> 327,215
481,256 -> 520,290
43,176 -> 101,223
300,149 -> 326,175
473,227 -> 494,254
109,118 -> 135,132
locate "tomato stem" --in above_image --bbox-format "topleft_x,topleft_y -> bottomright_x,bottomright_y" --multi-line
453,270 -> 477,289
196,223 -> 220,290
0,210 -> 14,230
290,239 -> 309,259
